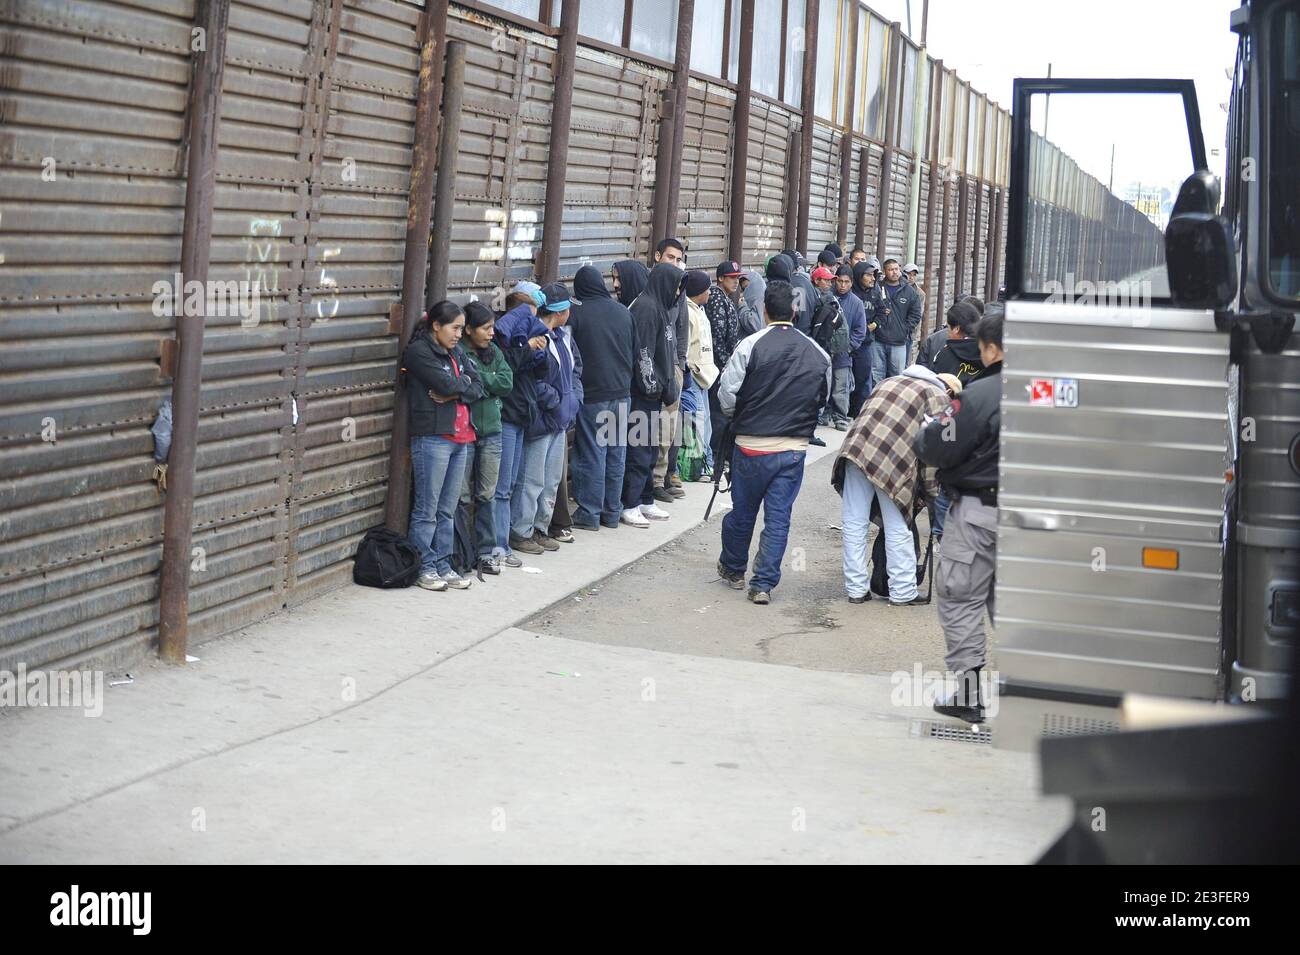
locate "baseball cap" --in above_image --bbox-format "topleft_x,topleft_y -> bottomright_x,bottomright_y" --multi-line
716,260 -> 744,278
816,249 -> 838,268
539,282 -> 580,313
904,262 -> 921,274
811,266 -> 836,282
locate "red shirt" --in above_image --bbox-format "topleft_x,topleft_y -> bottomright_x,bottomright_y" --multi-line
446,355 -> 477,444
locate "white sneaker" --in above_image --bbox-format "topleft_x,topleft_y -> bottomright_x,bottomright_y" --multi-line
620,507 -> 650,528
418,572 -> 448,591
441,570 -> 473,590
640,503 -> 671,521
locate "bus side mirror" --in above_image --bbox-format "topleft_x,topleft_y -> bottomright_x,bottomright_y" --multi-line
1165,170 -> 1237,309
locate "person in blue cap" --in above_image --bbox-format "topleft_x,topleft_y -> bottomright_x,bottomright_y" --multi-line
510,282 -> 583,554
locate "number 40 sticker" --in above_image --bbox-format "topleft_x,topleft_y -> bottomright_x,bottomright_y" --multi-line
1029,377 -> 1079,408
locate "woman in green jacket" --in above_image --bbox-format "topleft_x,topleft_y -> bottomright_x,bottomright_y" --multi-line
460,302 -> 514,574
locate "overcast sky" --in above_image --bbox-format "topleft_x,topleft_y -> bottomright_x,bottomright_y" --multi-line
868,0 -> 1239,183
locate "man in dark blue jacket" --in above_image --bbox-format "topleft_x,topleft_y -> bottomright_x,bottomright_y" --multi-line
872,258 -> 924,387
831,265 -> 867,429
568,265 -> 635,531
511,283 -> 582,554
715,283 -> 831,605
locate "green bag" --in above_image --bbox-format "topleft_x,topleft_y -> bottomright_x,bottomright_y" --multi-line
677,419 -> 705,483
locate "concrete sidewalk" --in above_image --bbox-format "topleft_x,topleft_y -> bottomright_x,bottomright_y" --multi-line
0,436 -> 811,835
0,428 -> 1069,862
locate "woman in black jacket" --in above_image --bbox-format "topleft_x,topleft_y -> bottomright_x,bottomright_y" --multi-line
401,301 -> 483,591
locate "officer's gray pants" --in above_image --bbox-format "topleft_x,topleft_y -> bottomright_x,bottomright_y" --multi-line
935,494 -> 997,673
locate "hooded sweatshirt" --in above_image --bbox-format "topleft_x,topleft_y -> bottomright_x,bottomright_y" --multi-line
834,284 -> 868,370
530,323 -> 584,437
737,270 -> 766,338
928,332 -> 987,385
493,302 -> 549,430
568,264 -> 635,403
613,258 -> 649,308
789,269 -> 817,337
851,261 -> 880,344
629,263 -> 683,407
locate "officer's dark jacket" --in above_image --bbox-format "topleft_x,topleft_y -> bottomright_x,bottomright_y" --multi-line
915,364 -> 1001,490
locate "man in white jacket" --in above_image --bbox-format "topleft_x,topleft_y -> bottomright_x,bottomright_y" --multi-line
682,270 -> 719,479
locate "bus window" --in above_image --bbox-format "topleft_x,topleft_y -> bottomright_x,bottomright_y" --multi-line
1268,3 -> 1300,299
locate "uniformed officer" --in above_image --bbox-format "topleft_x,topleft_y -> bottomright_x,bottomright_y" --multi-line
915,307 -> 1004,722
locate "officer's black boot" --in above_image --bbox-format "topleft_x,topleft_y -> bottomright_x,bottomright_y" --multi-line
933,666 -> 986,723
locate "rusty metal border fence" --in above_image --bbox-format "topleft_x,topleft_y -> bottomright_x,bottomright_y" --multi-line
0,0 -> 1140,672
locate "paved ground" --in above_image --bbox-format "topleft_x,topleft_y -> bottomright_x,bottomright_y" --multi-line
0,428 -> 1067,864
527,451 -> 963,677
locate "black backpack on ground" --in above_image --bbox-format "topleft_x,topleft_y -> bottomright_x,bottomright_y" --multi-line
353,526 -> 422,588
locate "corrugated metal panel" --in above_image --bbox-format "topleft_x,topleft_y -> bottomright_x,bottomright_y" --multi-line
292,0 -> 414,606
998,302 -> 1229,699
1,1 -> 1046,671
674,81 -> 731,265
0,0 -> 197,670
740,97 -> 794,270
883,150 -> 910,261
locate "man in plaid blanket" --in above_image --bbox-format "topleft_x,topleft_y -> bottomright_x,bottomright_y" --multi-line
832,366 -> 961,605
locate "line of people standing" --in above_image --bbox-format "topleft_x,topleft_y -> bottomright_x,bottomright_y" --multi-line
398,237 -> 757,588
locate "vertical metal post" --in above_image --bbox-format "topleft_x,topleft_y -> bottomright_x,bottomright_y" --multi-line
970,176 -> 983,294
783,128 -> 801,252
954,176 -> 968,297
922,60 -> 943,328
854,145 -> 868,249
663,0 -> 695,241
539,0 -> 581,281
426,40 -> 466,308
935,176 -> 951,331
875,22 -> 902,260
796,0 -> 819,254
383,0 -> 450,533
836,5 -> 859,246
651,87 -> 678,259
727,0 -> 755,263
721,0 -> 733,81
158,0 -> 230,663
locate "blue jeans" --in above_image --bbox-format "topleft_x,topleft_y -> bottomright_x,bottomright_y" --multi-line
870,340 -> 907,391
410,434 -> 468,576
512,430 -> 566,538
493,421 -> 526,555
719,448 -> 806,593
573,398 -> 629,527
933,488 -> 951,538
683,377 -> 713,469
460,432 -> 502,559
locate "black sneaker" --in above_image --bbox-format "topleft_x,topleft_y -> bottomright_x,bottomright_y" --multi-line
478,557 -> 501,576
747,589 -> 771,605
652,487 -> 676,503
933,669 -> 986,723
809,435 -> 827,447
888,594 -> 930,607
848,592 -> 872,604
717,561 -> 745,590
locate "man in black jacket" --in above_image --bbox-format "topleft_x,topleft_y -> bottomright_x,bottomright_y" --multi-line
915,307 -> 1004,722
621,262 -> 684,528
918,300 -> 986,386
568,265 -> 635,532
872,258 -> 923,386
715,283 -> 831,605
